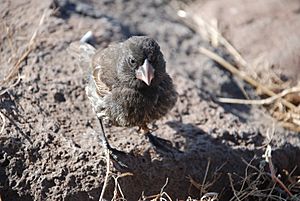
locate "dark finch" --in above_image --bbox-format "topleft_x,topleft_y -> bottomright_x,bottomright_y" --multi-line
69,36 -> 177,154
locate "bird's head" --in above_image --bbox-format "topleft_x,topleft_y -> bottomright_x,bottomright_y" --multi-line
117,36 -> 166,89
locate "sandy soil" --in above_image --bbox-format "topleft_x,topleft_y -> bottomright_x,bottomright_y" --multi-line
0,0 -> 299,200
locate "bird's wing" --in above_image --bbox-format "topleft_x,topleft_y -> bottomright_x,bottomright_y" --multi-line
92,66 -> 111,97
68,41 -> 112,97
91,44 -> 121,96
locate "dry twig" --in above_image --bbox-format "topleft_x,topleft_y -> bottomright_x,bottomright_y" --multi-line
0,112 -> 5,134
140,178 -> 173,201
228,173 -> 241,201
99,148 -> 111,201
199,47 -> 297,112
201,159 -> 211,196
187,160 -> 222,201
200,47 -> 300,132
171,1 -> 247,67
200,192 -> 218,201
0,74 -> 23,96
263,145 -> 294,197
0,11 -> 46,86
111,172 -> 133,201
0,11 -> 47,134
217,86 -> 300,105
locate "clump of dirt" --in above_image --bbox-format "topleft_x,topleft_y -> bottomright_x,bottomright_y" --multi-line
0,0 -> 299,201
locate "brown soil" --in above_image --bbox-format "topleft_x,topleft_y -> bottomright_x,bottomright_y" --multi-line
193,0 -> 300,83
0,0 -> 299,201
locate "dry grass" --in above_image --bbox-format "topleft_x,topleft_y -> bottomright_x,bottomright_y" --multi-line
187,158 -> 224,201
170,1 -> 300,132
142,159 -> 222,201
99,148 -> 111,201
0,10 -> 48,134
140,178 -> 173,201
168,2 -> 300,200
226,149 -> 300,201
99,157 -> 220,201
0,11 -> 47,87
89,147 -> 300,201
139,176 -> 218,201
97,149 -> 134,201
225,127 -> 300,201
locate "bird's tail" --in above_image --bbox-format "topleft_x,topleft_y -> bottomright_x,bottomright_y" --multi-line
67,32 -> 96,76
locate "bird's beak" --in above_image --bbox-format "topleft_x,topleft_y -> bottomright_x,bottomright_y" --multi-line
135,59 -> 155,86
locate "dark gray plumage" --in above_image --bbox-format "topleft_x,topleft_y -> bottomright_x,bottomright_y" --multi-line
87,36 -> 177,129
69,36 -> 177,155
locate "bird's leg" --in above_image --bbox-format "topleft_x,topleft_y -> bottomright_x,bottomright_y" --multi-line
97,117 -> 112,150
130,126 -> 143,135
150,122 -> 159,131
136,126 -> 142,133
97,117 -> 128,168
141,125 -> 150,133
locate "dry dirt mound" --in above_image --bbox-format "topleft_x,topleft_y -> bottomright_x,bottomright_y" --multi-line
0,0 -> 299,200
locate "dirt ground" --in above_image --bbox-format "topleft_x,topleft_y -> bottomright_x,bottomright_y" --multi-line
0,0 -> 300,200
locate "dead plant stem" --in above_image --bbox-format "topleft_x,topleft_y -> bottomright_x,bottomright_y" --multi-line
199,47 -> 297,112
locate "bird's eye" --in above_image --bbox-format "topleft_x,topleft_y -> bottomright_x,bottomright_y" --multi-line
128,57 -> 136,66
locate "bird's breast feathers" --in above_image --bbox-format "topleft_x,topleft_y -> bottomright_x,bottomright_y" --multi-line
91,81 -> 174,127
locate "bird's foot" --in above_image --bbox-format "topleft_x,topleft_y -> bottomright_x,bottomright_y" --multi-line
106,146 -> 129,168
145,132 -> 182,154
149,123 -> 159,131
130,127 -> 143,135
100,138 -> 128,168
96,117 -> 128,169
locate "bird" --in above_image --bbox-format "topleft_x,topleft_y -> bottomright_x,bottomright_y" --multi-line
68,36 -> 178,161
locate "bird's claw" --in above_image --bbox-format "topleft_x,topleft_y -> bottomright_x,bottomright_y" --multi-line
97,118 -> 128,168
107,147 -> 128,168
